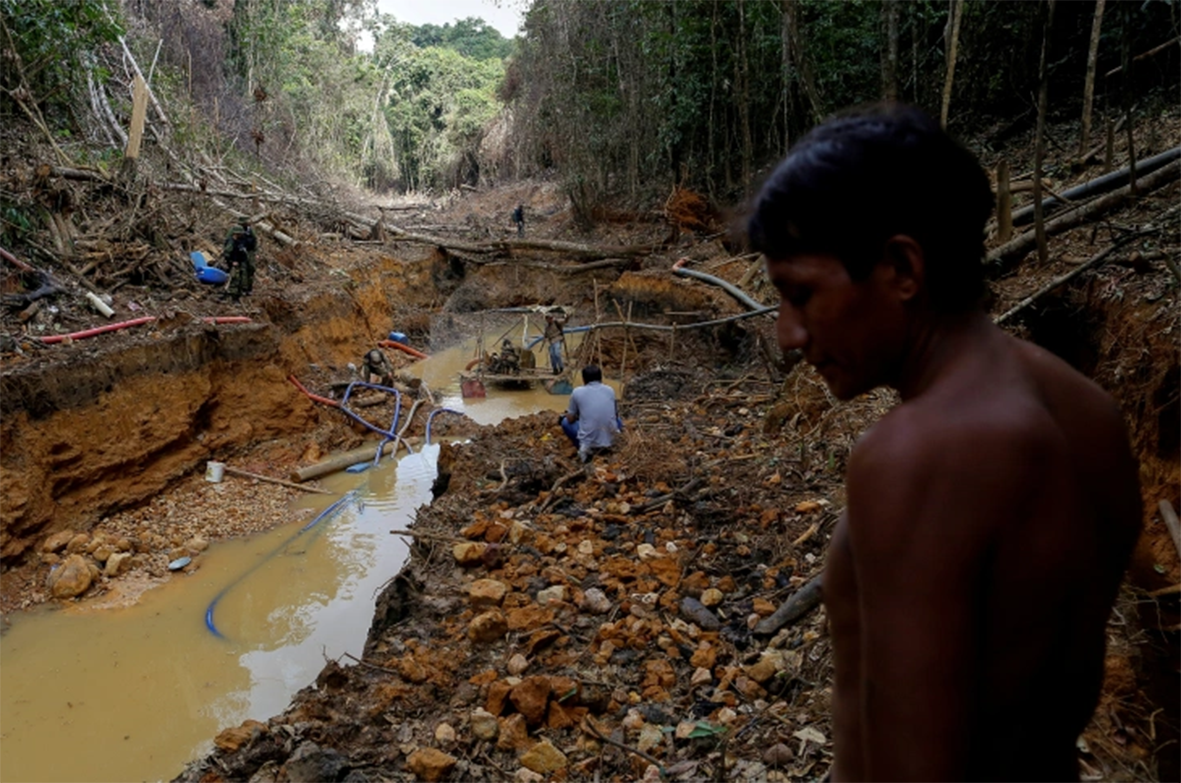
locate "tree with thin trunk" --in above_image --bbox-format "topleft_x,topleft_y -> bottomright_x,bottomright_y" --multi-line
1079,0 -> 1106,160
1033,0 -> 1057,265
881,0 -> 900,102
780,2 -> 793,153
736,0 -> 753,186
784,0 -> 823,125
940,0 -> 964,129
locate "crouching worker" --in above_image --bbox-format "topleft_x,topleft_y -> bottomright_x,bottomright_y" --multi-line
559,365 -> 622,463
361,347 -> 395,388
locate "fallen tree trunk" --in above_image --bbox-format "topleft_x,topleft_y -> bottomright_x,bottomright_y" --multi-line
477,257 -> 634,275
339,209 -> 652,260
1012,145 -> 1181,226
987,159 -> 1180,267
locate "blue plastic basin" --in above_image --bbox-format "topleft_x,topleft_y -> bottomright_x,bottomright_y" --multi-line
196,266 -> 229,285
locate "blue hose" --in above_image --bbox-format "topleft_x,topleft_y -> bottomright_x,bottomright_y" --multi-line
203,490 -> 360,639
425,408 -> 466,446
338,381 -> 406,465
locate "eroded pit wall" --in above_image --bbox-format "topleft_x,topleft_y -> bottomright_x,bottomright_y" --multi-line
0,253 -> 437,563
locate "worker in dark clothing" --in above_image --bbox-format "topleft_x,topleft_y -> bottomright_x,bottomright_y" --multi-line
361,348 -> 395,388
512,204 -> 525,237
223,221 -> 257,301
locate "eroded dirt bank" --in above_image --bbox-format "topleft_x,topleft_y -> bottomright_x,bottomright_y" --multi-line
0,248 -> 447,606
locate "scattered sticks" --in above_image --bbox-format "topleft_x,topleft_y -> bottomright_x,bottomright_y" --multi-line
222,466 -> 334,495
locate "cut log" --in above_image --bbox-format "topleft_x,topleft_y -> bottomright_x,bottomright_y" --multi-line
988,159 -> 1180,267
290,438 -> 422,482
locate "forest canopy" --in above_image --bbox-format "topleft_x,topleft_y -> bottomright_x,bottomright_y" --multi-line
1,0 -> 1177,207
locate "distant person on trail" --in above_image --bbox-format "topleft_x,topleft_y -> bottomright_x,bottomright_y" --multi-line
560,365 -> 622,463
222,221 -> 257,301
747,103 -> 1142,781
361,348 -> 395,388
512,204 -> 525,237
543,311 -> 567,374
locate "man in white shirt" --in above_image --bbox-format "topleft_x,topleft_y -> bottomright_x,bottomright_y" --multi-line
559,365 -> 621,463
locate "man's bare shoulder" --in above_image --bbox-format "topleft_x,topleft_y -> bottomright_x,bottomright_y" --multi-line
846,390 -> 1062,554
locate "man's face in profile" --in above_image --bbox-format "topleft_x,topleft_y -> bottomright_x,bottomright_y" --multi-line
766,251 -> 906,400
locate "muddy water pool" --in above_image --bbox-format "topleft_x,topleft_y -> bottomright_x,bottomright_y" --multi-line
0,346 -> 582,782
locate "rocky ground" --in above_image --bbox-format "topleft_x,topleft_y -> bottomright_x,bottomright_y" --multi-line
2,106 -> 1179,781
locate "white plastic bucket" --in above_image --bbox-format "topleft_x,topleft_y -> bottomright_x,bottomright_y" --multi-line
205,461 -> 226,483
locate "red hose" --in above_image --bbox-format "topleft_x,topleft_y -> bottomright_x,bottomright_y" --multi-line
378,339 -> 428,360
39,316 -> 157,344
0,246 -> 35,273
39,315 -> 253,344
287,374 -> 339,408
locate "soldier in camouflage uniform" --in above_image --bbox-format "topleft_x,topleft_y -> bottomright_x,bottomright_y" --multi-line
223,221 -> 257,301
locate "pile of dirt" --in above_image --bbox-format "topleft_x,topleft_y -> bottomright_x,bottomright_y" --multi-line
176,394 -> 850,783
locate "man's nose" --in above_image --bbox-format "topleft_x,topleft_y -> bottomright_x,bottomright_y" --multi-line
777,303 -> 807,351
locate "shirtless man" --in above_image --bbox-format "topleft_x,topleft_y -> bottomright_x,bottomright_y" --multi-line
747,105 -> 1142,781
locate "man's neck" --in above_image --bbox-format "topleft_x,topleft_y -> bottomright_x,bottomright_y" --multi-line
892,308 -> 994,401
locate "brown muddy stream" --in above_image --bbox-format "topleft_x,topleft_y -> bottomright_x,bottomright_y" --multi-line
0,344 -> 585,782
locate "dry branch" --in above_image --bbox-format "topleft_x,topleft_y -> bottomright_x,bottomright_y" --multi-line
223,466 -> 334,495
994,230 -> 1156,324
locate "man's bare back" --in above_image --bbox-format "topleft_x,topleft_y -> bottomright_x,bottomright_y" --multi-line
747,105 -> 1142,781
825,317 -> 1141,781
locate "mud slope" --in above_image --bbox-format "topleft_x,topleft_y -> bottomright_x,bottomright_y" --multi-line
0,252 -> 435,562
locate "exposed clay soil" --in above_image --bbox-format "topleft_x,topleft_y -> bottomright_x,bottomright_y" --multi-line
1,107 -> 1179,782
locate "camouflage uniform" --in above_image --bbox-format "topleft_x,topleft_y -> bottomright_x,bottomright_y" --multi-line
362,348 -> 395,387
223,222 -> 257,299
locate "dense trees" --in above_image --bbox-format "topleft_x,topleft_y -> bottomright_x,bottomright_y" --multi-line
502,0 -> 1179,206
1,0 -> 1177,207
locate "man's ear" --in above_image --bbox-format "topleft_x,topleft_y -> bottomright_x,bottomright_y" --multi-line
880,235 -> 924,303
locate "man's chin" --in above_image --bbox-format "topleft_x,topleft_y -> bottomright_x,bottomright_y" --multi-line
819,371 -> 873,401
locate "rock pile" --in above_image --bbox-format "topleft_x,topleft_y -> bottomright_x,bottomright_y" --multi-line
176,395 -> 857,782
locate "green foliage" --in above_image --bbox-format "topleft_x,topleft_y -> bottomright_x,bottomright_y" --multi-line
410,17 -> 513,60
505,0 -> 1180,211
384,45 -> 504,189
0,200 -> 35,248
0,0 -> 123,113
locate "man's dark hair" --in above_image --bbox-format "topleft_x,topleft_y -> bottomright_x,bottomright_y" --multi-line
747,104 -> 993,312
582,365 -> 602,384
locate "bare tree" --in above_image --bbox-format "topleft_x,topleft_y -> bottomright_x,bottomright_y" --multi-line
881,0 -> 900,102
940,0 -> 964,129
784,0 -> 823,125
1078,0 -> 1106,160
1034,0 -> 1057,264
